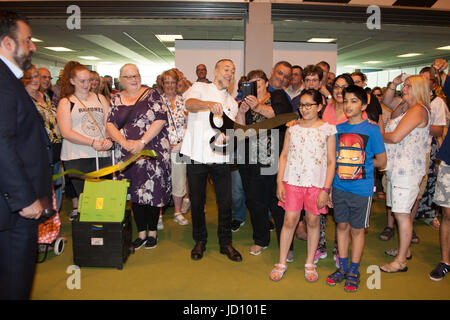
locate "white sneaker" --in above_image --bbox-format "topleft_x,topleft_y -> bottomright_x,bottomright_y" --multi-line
157,216 -> 164,230
174,212 -> 189,226
181,198 -> 191,214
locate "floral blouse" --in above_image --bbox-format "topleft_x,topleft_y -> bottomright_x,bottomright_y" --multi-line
161,93 -> 187,146
33,92 -> 61,144
385,105 -> 430,177
283,122 -> 336,188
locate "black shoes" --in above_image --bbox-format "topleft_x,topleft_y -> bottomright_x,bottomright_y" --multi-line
429,262 -> 449,281
220,245 -> 242,262
132,237 -> 147,250
191,241 -> 206,260
145,236 -> 158,249
191,242 -> 242,262
231,220 -> 245,232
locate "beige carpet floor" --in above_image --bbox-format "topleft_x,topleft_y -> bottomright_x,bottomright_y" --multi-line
31,184 -> 449,300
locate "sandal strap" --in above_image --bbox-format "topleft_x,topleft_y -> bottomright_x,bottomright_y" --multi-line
304,264 -> 317,271
328,268 -> 346,282
274,263 -> 287,271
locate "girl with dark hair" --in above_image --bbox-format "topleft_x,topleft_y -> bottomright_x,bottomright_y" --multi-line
270,89 -> 336,282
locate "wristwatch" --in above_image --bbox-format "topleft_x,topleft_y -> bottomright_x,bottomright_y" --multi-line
140,139 -> 146,145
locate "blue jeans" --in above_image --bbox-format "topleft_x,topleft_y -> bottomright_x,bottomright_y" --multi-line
231,169 -> 247,222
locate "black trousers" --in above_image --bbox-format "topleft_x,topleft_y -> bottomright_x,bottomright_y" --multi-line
0,218 -> 38,300
239,163 -> 292,250
63,157 -> 111,197
187,163 -> 232,246
132,203 -> 160,233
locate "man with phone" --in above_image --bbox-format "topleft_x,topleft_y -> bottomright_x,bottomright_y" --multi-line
238,64 -> 293,258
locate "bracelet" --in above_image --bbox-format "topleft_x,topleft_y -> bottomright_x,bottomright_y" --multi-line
90,139 -> 95,147
321,187 -> 331,194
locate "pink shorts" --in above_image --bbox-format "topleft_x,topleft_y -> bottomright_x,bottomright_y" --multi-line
278,182 -> 327,215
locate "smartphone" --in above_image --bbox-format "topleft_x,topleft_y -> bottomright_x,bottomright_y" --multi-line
240,81 -> 257,100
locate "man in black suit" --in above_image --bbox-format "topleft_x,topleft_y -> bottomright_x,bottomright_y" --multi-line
0,11 -> 53,300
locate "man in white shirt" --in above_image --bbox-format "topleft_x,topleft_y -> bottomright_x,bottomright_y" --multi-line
181,59 -> 247,262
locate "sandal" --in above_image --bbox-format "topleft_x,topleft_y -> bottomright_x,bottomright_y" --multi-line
249,245 -> 268,256
326,268 -> 347,286
304,264 -> 318,282
384,248 -> 412,260
411,230 -> 420,244
344,272 -> 360,293
269,264 -> 287,281
173,212 -> 189,226
380,260 -> 408,273
379,226 -> 394,241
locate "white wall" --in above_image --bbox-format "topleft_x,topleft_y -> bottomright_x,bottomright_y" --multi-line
175,40 -> 338,96
175,40 -> 245,96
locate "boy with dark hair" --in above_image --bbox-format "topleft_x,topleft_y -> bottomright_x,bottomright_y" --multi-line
326,85 -> 387,292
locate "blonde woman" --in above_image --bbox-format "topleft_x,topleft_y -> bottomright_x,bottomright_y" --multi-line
380,75 -> 431,273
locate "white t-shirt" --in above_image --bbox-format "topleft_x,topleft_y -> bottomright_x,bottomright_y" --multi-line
428,96 -> 447,151
181,82 -> 238,164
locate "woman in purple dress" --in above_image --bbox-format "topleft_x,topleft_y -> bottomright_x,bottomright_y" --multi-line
106,63 -> 171,250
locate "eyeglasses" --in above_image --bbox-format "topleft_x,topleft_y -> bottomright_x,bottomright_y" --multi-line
299,103 -> 318,110
23,74 -> 40,80
374,93 -> 382,97
121,75 -> 141,80
304,78 -> 319,83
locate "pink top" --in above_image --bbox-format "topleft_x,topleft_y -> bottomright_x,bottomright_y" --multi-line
322,103 -> 368,125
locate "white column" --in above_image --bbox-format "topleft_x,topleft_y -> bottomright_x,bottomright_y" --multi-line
244,2 -> 274,77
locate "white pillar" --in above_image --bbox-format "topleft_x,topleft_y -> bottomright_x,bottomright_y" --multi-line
244,2 -> 273,77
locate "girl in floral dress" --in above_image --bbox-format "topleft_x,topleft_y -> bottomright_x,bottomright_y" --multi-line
270,89 -> 336,282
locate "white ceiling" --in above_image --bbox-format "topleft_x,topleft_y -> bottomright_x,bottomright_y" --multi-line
30,17 -> 450,72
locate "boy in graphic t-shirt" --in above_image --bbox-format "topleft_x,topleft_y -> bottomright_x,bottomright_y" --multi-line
326,85 -> 387,293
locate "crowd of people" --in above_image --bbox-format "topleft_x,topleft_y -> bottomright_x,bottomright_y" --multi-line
1,10 -> 449,299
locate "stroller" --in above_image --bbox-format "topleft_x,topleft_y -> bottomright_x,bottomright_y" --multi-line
37,188 -> 65,263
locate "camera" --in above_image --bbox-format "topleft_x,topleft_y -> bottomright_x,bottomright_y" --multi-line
240,81 -> 257,100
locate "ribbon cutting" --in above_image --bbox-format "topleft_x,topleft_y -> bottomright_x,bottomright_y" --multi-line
52,149 -> 158,181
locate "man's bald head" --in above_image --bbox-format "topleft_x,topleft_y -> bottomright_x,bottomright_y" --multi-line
38,67 -> 52,90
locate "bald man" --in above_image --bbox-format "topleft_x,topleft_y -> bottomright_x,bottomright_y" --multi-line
195,64 -> 211,83
38,67 -> 54,100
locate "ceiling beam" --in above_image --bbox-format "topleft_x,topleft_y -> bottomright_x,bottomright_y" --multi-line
0,1 -> 248,19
